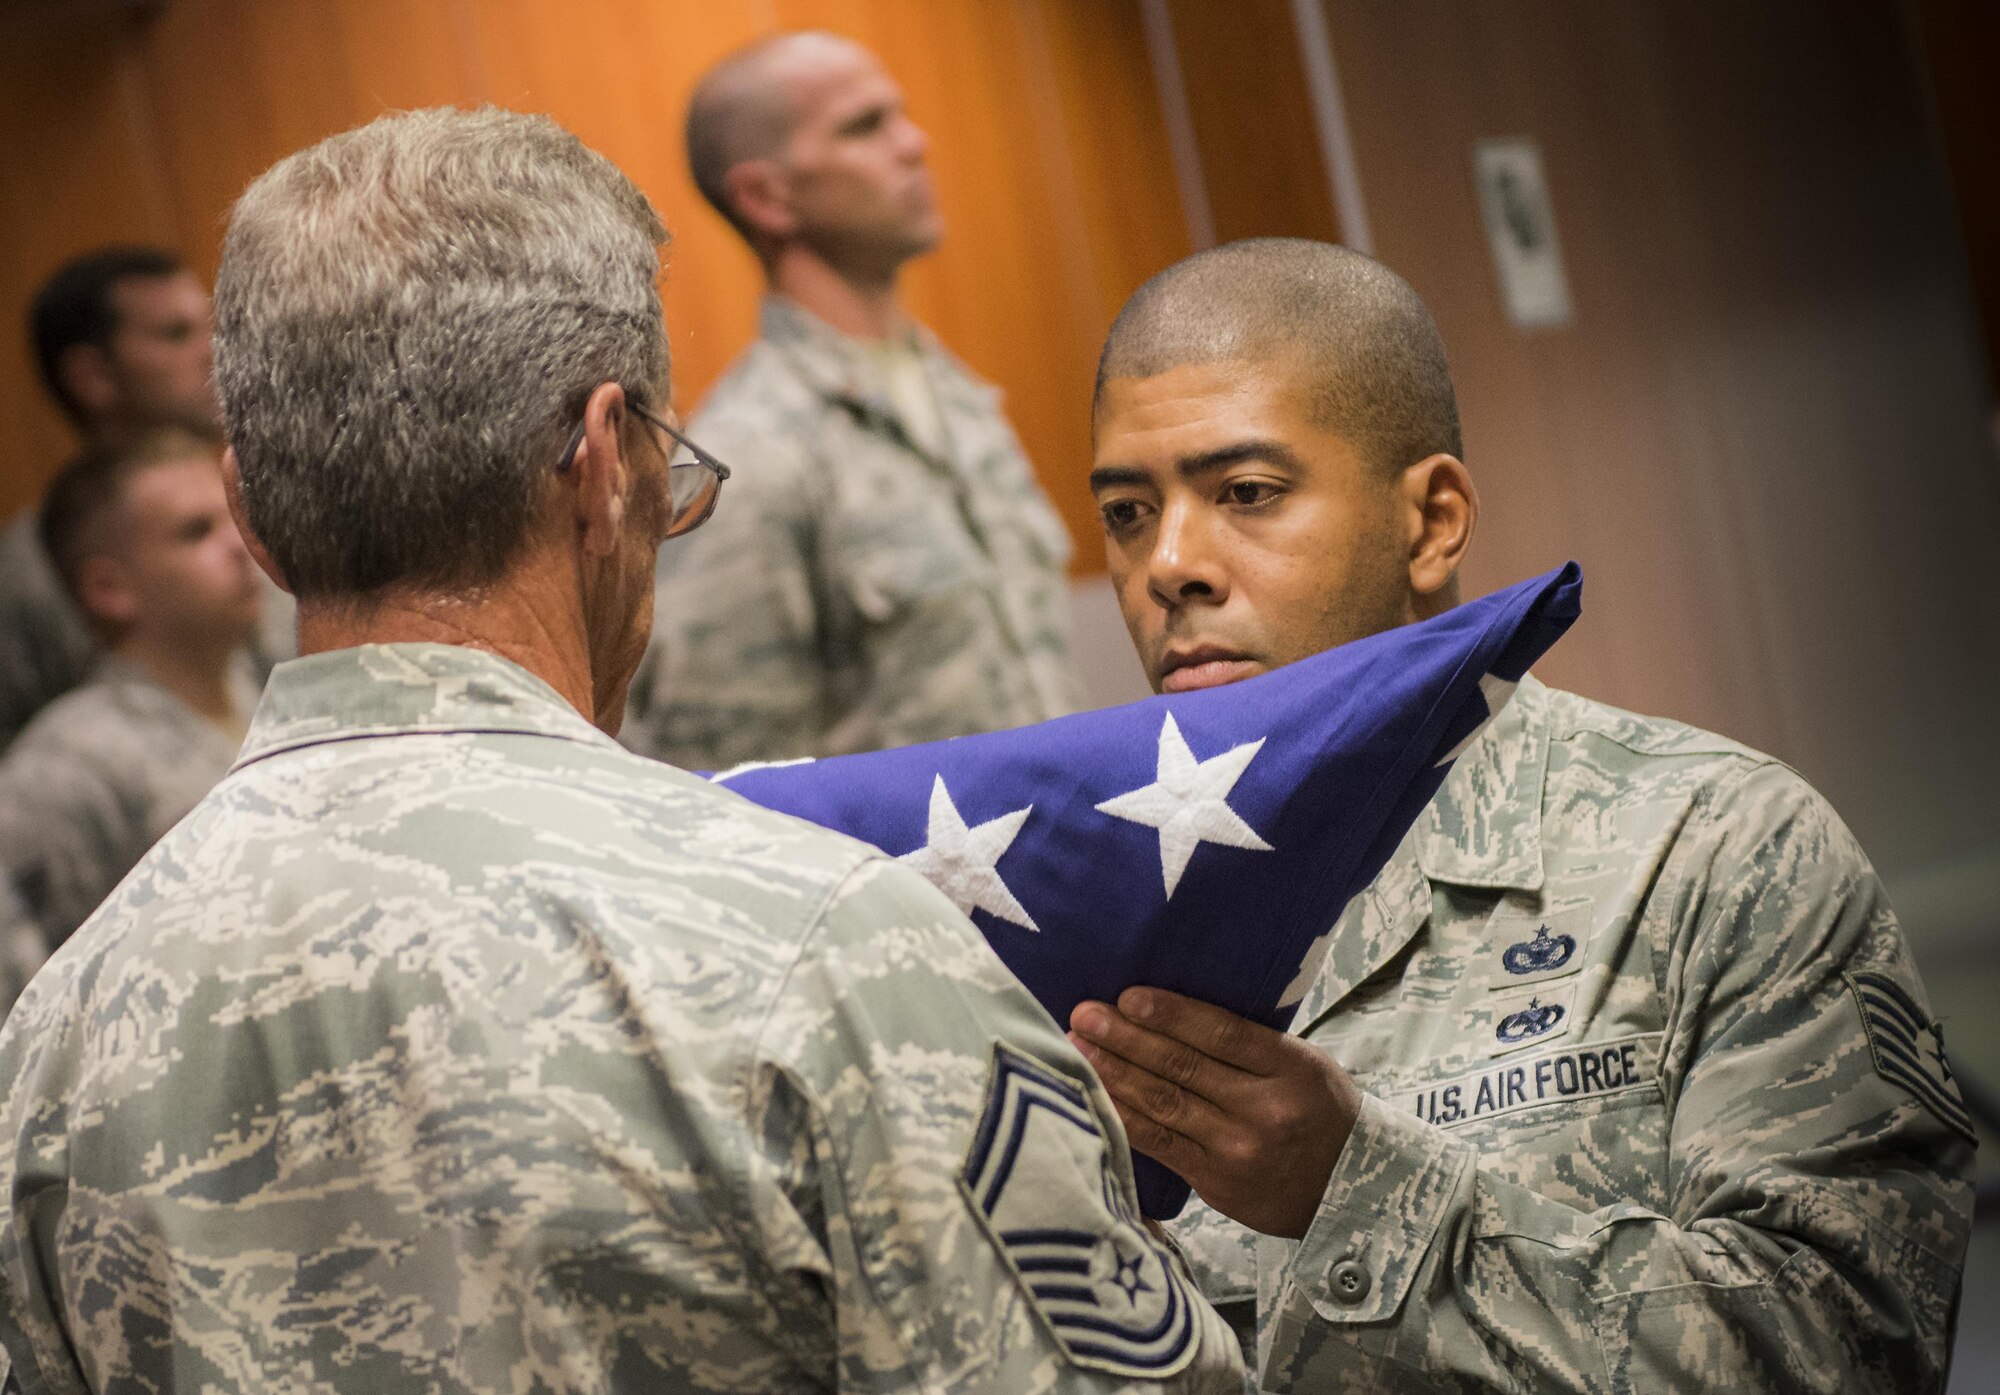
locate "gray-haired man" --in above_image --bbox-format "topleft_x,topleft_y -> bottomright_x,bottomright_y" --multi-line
0,108 -> 1240,1394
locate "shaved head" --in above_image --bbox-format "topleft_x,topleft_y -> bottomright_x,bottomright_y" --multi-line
1096,239 -> 1462,474
685,30 -> 861,235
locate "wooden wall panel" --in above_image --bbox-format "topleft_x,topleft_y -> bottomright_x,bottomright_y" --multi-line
137,0 -> 479,281
1315,0 -> 2000,903
1164,0 -> 1341,246
1314,2 -> 1789,744
1029,0 -> 1193,357
0,0 -> 1185,567
0,17 -> 171,520
1909,0 -> 2000,398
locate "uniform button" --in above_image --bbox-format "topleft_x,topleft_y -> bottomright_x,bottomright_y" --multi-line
1329,1259 -> 1371,1304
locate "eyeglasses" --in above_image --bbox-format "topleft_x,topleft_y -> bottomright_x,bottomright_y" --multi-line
555,395 -> 732,539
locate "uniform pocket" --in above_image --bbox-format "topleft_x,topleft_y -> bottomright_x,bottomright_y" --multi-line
829,467 -> 998,627
841,531 -> 992,625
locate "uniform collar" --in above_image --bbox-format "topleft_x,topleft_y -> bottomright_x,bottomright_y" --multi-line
86,651 -> 260,729
1412,673 -> 1551,894
1293,676 -> 1554,1031
758,295 -> 977,443
232,643 -> 616,773
760,294 -> 910,408
88,652 -> 170,694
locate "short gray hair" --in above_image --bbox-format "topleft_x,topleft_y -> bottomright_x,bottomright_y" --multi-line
214,106 -> 668,599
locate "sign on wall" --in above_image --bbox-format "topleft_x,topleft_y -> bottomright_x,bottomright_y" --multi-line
1473,138 -> 1573,329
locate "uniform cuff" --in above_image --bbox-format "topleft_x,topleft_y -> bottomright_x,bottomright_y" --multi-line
1283,1091 -> 1472,1325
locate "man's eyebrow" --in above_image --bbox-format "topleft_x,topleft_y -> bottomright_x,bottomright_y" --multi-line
1176,440 -> 1304,476
1089,440 -> 1304,494
837,101 -> 894,134
1088,465 -> 1151,493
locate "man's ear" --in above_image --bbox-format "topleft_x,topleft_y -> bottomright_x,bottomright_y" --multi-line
75,553 -> 137,631
723,159 -> 798,242
220,446 -> 290,593
1398,453 -> 1477,604
568,381 -> 633,560
56,343 -> 118,421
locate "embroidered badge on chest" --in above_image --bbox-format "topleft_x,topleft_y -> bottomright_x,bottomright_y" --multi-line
1496,997 -> 1566,1044
960,1045 -> 1200,1379
1478,979 -> 1578,1057
1485,901 -> 1594,991
1846,970 -> 1975,1142
1502,924 -> 1575,976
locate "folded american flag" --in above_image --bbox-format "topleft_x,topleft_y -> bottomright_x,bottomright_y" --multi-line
718,563 -> 1583,1216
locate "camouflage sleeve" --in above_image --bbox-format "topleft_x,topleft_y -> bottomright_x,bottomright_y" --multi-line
1164,1201 -> 1259,1381
761,856 -> 1244,1393
622,421 -> 831,770
1261,763 -> 1975,1394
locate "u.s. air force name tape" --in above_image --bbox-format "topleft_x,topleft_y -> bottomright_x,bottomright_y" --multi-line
1846,970 -> 1975,1142
958,1045 -> 1200,1379
1406,1031 -> 1663,1129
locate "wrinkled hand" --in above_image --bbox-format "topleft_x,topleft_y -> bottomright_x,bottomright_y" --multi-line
1070,988 -> 1361,1240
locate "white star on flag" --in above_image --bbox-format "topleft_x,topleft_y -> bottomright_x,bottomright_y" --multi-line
898,775 -> 1040,932
1095,712 -> 1273,898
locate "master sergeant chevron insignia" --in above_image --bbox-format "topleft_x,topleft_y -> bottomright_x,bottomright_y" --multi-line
959,1044 -> 1202,1379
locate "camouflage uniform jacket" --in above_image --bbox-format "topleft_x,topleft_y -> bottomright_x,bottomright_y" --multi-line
0,643 -> 1241,1394
1170,677 -> 1974,1394
0,654 -> 254,952
623,296 -> 1084,769
0,511 -> 95,751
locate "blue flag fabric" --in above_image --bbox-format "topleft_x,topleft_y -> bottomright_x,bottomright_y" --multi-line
717,563 -> 1583,1217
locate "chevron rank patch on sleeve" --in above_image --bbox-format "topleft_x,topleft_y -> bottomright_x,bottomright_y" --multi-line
1847,969 -> 1975,1142
959,1045 -> 1202,1380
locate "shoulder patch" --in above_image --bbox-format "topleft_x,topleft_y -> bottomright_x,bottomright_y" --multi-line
959,1044 -> 1200,1380
1846,970 -> 1975,1143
